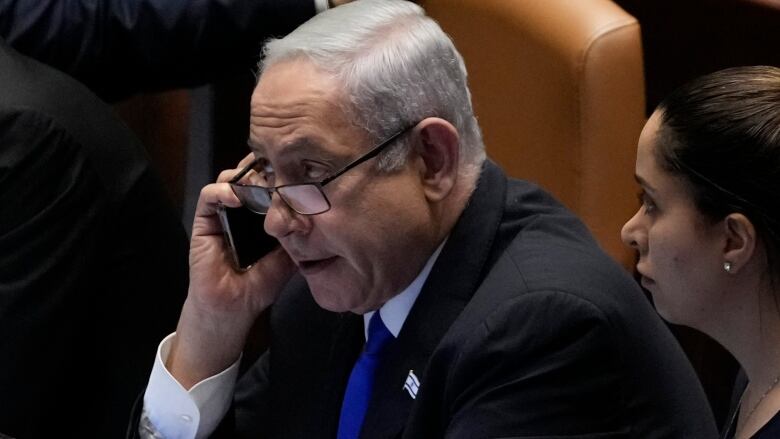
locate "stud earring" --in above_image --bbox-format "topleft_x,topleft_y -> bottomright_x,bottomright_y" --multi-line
724,261 -> 732,273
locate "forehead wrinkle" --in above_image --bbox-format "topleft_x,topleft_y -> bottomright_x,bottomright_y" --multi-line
251,94 -> 324,112
249,134 -> 346,167
249,108 -> 318,129
251,97 -> 347,128
251,81 -> 341,117
247,107 -> 318,154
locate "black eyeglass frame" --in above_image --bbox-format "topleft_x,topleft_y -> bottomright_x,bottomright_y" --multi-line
229,123 -> 417,215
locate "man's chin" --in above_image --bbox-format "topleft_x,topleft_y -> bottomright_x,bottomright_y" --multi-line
307,282 -> 354,313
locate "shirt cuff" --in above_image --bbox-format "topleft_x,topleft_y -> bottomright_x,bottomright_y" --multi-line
314,0 -> 330,13
142,333 -> 241,439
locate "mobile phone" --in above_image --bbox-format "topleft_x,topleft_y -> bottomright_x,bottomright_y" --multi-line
217,204 -> 278,271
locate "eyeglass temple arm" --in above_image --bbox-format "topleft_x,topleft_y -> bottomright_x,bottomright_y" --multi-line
320,127 -> 410,187
229,124 -> 414,187
229,156 -> 264,184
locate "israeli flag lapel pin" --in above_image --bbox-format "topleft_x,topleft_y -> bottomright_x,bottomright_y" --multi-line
403,369 -> 420,399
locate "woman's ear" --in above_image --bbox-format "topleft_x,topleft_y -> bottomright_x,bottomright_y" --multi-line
722,213 -> 757,274
412,117 -> 459,202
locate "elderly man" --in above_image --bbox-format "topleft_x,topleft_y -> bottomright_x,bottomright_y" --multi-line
135,1 -> 718,437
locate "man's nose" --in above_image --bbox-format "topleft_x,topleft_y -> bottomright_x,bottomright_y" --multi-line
264,193 -> 311,239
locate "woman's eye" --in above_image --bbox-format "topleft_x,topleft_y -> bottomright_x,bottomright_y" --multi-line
637,190 -> 657,214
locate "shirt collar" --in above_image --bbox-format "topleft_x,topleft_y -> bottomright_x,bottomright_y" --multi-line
363,239 -> 446,340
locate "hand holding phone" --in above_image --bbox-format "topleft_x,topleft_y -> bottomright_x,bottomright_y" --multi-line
217,204 -> 279,271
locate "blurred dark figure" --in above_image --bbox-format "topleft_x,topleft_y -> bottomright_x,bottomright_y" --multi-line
0,0 -> 323,437
0,0 -> 320,102
0,38 -> 189,437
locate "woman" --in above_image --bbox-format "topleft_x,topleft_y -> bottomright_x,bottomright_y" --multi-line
621,65 -> 780,439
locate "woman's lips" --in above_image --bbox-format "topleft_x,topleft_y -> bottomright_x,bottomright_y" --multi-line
640,275 -> 655,290
636,263 -> 654,288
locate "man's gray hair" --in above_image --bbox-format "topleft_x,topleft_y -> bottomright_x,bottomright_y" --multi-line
259,0 -> 485,172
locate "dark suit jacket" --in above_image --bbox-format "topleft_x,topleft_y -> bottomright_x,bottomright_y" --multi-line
0,0 -> 317,101
180,161 -> 717,438
0,40 -> 188,438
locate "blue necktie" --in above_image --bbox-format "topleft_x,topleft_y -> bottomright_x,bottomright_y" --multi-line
337,312 -> 394,439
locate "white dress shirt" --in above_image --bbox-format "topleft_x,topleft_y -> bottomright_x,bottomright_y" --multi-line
314,0 -> 330,13
141,242 -> 444,438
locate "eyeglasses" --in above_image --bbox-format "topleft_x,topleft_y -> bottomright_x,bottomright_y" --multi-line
229,124 -> 415,215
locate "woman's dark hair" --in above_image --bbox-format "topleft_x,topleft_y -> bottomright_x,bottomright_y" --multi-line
656,65 -> 780,282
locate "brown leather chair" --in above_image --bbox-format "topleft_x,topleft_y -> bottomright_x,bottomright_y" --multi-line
420,0 -> 645,270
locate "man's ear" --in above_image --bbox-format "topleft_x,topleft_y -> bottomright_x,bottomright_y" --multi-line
412,118 -> 459,202
722,213 -> 757,274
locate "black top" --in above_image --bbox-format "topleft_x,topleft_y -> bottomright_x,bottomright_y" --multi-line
721,371 -> 780,439
753,412 -> 780,438
721,409 -> 780,439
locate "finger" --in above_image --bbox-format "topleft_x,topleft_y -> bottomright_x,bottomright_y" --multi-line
217,169 -> 237,183
216,153 -> 257,183
191,178 -> 249,239
194,182 -> 242,219
237,152 -> 256,168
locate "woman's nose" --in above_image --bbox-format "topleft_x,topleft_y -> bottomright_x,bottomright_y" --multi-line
621,210 -> 643,251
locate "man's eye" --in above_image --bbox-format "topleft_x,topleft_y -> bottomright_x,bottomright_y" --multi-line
244,160 -> 274,186
303,162 -> 329,180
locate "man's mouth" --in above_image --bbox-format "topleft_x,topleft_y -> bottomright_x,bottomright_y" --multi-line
297,256 -> 338,275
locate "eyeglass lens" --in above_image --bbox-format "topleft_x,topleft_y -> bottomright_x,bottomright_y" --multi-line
228,122 -> 413,215
278,184 -> 330,214
230,183 -> 330,215
230,184 -> 272,213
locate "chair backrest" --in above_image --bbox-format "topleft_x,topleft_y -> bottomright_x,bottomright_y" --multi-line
421,0 -> 645,270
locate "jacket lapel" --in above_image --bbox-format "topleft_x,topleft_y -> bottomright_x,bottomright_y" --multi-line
319,311 -> 365,437
274,274 -> 365,438
360,161 -> 508,438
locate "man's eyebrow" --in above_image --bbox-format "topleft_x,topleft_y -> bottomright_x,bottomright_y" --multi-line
248,136 -> 346,163
280,138 -> 330,159
246,138 -> 264,155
